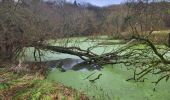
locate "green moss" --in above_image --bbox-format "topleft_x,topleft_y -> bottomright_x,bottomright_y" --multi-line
0,83 -> 10,90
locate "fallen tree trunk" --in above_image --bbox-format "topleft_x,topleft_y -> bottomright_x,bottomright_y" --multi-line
33,43 -> 98,60
26,39 -> 137,67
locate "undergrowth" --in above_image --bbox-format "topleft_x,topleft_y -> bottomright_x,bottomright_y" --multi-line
0,64 -> 88,100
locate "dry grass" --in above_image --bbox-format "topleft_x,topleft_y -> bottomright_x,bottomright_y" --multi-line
149,30 -> 170,44
120,30 -> 170,45
0,63 -> 89,100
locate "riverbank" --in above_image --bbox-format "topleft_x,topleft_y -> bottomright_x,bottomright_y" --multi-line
0,63 -> 88,100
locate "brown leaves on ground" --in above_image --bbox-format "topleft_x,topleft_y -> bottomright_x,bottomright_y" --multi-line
1,83 -> 32,100
0,65 -> 89,100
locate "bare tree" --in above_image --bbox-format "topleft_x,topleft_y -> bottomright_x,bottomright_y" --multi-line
123,0 -> 170,85
1,0 -> 170,85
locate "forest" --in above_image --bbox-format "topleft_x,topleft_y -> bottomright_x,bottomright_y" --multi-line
0,0 -> 170,100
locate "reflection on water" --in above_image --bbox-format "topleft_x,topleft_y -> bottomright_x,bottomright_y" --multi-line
48,58 -> 102,72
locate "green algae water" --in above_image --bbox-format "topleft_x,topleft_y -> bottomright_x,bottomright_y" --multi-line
23,37 -> 170,100
47,65 -> 170,100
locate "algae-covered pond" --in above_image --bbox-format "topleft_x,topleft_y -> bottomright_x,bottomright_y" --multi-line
47,65 -> 170,100
23,37 -> 170,100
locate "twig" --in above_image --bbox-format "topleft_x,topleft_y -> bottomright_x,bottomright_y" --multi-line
89,74 -> 102,83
